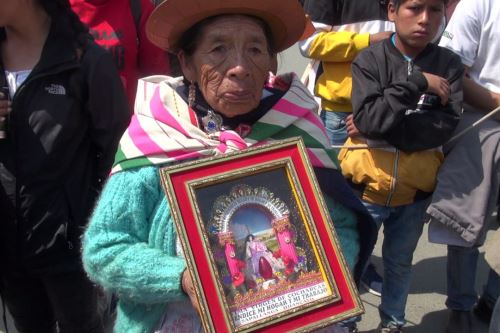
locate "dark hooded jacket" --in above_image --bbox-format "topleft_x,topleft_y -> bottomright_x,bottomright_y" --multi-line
0,22 -> 130,274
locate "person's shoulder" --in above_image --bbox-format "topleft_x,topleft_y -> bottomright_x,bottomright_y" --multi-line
460,0 -> 489,12
107,165 -> 162,191
367,39 -> 387,52
113,165 -> 160,179
303,0 -> 337,23
445,0 -> 489,30
76,40 -> 117,71
81,40 -> 112,61
440,45 -> 462,62
432,43 -> 464,67
355,39 -> 386,62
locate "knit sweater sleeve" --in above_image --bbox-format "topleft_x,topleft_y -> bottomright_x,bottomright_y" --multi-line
82,166 -> 186,304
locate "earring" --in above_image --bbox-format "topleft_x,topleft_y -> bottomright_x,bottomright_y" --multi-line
188,81 -> 196,108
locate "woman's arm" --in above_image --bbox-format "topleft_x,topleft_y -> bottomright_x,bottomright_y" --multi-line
463,71 -> 500,115
82,166 -> 187,304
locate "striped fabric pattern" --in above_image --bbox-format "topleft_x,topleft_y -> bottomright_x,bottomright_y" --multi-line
111,73 -> 339,174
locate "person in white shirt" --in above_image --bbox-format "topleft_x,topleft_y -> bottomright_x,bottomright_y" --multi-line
427,0 -> 500,332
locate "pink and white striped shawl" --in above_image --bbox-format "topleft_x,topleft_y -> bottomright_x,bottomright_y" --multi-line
111,73 -> 339,174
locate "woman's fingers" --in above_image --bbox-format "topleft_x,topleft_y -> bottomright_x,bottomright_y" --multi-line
182,270 -> 201,313
346,114 -> 360,137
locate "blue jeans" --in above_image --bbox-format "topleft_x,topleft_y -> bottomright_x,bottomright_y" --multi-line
362,199 -> 428,327
446,245 -> 500,311
320,110 -> 349,146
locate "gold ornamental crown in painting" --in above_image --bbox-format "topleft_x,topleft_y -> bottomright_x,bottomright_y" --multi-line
271,216 -> 291,233
209,184 -> 290,236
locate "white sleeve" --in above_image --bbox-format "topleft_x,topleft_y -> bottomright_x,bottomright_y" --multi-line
439,0 -> 482,67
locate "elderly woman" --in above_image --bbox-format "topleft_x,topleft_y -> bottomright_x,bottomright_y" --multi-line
82,0 -> 376,332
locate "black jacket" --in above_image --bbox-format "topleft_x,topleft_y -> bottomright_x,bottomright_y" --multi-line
352,37 -> 464,152
304,0 -> 388,26
0,25 -> 130,273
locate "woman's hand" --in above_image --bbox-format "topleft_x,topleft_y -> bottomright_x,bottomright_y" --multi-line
182,269 -> 201,313
346,114 -> 360,138
0,91 -> 11,117
423,72 -> 450,105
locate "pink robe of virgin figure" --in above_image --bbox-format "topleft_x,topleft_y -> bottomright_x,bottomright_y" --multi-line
276,229 -> 298,266
224,243 -> 243,285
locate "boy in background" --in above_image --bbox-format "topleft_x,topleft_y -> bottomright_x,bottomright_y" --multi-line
339,0 -> 463,331
300,0 -> 394,299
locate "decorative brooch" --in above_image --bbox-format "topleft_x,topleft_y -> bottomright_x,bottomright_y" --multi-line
201,110 -> 223,133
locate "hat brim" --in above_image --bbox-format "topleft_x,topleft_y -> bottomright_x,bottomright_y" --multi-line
146,0 -> 307,53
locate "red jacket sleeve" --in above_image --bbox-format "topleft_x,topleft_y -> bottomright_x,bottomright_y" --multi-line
137,0 -> 170,76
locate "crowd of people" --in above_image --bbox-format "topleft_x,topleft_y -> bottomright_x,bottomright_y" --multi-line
0,0 -> 498,333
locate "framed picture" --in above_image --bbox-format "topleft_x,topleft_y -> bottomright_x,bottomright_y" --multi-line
160,137 -> 363,332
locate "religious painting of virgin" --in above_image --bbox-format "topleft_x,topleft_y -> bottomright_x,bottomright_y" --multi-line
197,176 -> 337,329
160,138 -> 363,333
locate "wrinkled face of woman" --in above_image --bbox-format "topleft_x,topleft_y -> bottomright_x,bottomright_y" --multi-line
179,15 -> 275,118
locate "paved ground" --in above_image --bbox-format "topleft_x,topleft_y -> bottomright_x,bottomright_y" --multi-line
357,223 -> 493,333
0,45 -> 495,333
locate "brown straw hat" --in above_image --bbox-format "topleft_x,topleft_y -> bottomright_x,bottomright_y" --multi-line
146,0 -> 308,53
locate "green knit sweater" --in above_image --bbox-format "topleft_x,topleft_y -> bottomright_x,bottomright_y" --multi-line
82,166 -> 359,333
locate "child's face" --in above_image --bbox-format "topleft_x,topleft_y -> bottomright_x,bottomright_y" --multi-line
389,0 -> 445,56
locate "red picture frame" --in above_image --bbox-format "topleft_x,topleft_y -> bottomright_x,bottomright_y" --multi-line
160,137 -> 363,332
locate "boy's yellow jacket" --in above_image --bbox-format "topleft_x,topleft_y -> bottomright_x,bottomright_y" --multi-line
339,138 -> 444,207
339,40 -> 464,207
306,31 -> 369,112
